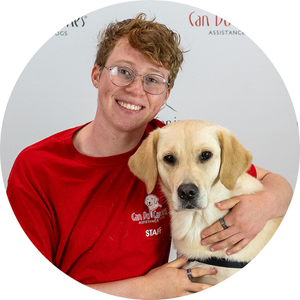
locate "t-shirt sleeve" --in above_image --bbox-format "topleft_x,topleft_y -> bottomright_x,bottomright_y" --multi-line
7,155 -> 56,263
246,164 -> 257,178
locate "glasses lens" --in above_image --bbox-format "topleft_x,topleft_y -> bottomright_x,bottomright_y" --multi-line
110,66 -> 134,86
144,74 -> 168,95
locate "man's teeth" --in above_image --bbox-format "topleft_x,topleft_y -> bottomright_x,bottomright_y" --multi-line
118,101 -> 142,111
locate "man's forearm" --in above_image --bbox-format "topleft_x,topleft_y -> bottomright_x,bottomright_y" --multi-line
256,166 -> 293,219
86,276 -> 147,299
84,256 -> 216,299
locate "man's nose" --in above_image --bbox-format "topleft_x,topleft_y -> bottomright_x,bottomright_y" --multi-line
125,75 -> 146,95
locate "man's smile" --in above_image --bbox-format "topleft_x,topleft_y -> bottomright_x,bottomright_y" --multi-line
117,100 -> 144,111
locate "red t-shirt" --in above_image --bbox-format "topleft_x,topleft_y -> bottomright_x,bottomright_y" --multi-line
7,119 -> 170,284
7,119 -> 257,284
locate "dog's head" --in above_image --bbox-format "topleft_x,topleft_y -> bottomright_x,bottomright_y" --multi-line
145,195 -> 158,207
128,120 -> 252,212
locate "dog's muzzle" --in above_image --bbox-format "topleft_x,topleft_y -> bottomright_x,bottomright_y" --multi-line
177,183 -> 200,210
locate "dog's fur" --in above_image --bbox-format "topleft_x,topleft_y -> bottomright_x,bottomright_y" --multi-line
129,120 -> 282,284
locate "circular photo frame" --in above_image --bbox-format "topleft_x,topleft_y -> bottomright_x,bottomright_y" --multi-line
1,1 -> 299,299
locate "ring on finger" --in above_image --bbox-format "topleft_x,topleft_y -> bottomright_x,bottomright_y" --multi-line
187,268 -> 194,282
219,217 -> 228,230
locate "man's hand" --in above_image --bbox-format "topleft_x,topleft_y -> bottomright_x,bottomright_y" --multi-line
200,193 -> 269,255
86,256 -> 217,299
142,255 -> 217,298
200,166 -> 293,256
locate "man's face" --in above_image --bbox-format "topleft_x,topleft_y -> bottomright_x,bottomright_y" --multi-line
91,37 -> 171,134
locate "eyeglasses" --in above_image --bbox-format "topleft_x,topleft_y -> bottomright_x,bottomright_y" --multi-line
103,66 -> 170,95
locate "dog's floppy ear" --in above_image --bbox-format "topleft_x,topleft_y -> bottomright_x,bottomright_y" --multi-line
217,130 -> 253,190
128,129 -> 160,194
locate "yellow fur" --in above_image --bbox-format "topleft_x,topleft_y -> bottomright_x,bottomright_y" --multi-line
129,120 -> 282,284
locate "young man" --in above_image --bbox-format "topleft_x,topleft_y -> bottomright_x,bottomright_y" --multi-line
7,14 -> 292,299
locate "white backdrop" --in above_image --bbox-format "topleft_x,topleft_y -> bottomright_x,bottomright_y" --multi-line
1,1 -> 299,300
1,1 -> 299,188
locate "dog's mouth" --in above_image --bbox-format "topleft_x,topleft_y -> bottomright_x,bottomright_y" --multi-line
183,203 -> 197,210
177,202 -> 205,212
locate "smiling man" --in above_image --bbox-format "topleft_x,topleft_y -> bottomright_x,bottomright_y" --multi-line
73,36 -> 171,158
7,13 -> 292,299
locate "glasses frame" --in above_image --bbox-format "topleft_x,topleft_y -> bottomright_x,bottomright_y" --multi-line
103,66 -> 170,95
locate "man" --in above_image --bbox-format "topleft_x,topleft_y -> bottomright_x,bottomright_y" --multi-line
7,14 -> 292,299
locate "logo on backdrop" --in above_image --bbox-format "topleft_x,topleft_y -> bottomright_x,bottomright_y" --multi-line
55,16 -> 87,37
157,116 -> 180,125
66,16 -> 87,28
189,11 -> 245,36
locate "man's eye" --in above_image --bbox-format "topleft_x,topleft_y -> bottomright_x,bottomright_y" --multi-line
163,155 -> 176,164
200,151 -> 212,162
119,68 -> 131,76
145,75 -> 164,85
146,77 -> 158,84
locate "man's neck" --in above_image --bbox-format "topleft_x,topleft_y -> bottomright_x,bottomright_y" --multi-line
72,120 -> 146,158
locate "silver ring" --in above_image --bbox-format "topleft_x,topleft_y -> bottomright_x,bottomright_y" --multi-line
187,268 -> 194,282
219,217 -> 228,229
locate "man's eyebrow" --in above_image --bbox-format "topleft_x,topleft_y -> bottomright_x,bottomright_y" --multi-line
112,59 -> 134,66
147,68 -> 165,75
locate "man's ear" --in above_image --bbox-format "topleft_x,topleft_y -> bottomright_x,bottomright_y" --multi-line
165,87 -> 171,101
128,130 -> 160,194
91,65 -> 101,88
217,130 -> 253,190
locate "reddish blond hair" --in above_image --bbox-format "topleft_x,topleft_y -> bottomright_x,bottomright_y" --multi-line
95,13 -> 185,88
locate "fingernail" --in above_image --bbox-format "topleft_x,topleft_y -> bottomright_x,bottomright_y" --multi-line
201,241 -> 206,246
211,267 -> 218,273
210,247 -> 214,252
201,234 -> 206,239
181,254 -> 188,259
227,251 -> 231,256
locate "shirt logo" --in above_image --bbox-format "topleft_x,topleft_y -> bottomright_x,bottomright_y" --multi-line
144,194 -> 162,217
131,194 -> 168,224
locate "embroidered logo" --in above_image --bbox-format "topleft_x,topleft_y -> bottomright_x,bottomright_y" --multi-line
131,194 -> 168,224
144,194 -> 162,217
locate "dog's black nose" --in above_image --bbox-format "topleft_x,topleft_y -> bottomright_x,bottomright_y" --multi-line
177,183 -> 199,201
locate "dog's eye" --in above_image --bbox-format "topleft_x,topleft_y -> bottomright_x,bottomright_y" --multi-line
200,151 -> 212,162
164,155 -> 176,164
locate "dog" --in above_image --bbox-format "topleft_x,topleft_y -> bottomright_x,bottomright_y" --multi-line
129,120 -> 282,285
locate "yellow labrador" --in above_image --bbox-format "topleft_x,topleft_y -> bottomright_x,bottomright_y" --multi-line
129,120 -> 282,285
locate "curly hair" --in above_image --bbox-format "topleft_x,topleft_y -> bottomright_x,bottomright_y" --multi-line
95,13 -> 185,88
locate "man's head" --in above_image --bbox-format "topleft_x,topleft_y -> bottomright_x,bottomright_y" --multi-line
95,13 -> 184,88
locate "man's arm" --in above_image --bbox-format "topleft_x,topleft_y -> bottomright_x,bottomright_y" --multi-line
255,166 -> 293,218
86,256 -> 217,299
200,166 -> 293,255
